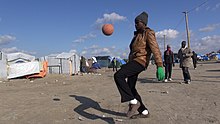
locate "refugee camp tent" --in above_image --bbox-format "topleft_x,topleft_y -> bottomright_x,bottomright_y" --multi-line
6,52 -> 40,79
43,54 -> 61,74
95,56 -> 111,68
45,52 -> 80,75
7,52 -> 35,65
7,61 -> 40,79
0,52 -> 42,79
116,58 -> 126,65
216,54 -> 220,60
108,57 -> 126,68
0,51 -> 7,80
95,56 -> 126,68
26,61 -> 48,79
209,53 -> 220,60
56,52 -> 80,75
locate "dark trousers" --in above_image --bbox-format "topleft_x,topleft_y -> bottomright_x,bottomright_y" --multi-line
114,60 -> 147,113
193,60 -> 197,68
113,64 -> 117,72
165,63 -> 172,79
182,67 -> 191,81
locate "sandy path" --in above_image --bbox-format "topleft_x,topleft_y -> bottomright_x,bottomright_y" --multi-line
0,61 -> 220,124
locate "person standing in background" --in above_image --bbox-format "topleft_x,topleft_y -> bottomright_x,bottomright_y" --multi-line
80,56 -> 87,73
177,41 -> 193,84
192,51 -> 197,69
163,45 -> 175,82
112,57 -> 117,72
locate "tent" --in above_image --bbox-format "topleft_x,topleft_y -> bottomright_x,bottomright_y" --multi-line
0,52 -> 46,79
56,52 -> 80,75
0,51 -> 7,80
95,56 -> 111,68
26,61 -> 48,79
108,57 -> 126,68
7,52 -> 35,65
43,54 -> 61,74
45,52 -> 80,75
209,53 -> 220,60
6,52 -> 40,79
7,61 -> 40,79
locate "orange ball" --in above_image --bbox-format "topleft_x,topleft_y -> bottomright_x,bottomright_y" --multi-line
102,24 -> 114,36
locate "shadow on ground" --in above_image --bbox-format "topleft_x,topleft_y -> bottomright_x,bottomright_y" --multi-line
206,69 -> 220,72
69,95 -> 126,124
138,78 -> 182,83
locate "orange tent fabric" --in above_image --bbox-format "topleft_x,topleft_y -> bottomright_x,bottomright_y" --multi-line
26,61 -> 48,79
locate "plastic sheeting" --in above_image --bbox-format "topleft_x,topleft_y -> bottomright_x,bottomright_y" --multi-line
7,52 -> 35,65
0,51 -> 7,80
8,61 -> 40,79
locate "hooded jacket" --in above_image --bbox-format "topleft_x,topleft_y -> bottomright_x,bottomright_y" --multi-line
129,27 -> 163,68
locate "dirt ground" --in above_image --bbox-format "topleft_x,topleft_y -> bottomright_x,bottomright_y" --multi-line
0,61 -> 220,124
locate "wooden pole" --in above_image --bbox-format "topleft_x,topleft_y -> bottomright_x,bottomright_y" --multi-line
183,11 -> 191,48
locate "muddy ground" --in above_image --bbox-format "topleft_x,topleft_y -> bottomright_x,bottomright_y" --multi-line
0,61 -> 220,124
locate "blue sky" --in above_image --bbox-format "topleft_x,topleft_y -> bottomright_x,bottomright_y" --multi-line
0,0 -> 220,58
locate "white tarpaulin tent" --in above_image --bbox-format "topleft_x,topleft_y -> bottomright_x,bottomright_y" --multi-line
1,52 -> 40,79
7,61 -> 40,79
7,52 -> 35,65
0,51 -> 7,80
45,52 -> 80,75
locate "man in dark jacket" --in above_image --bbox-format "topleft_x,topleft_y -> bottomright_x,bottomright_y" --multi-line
192,51 -> 197,69
114,11 -> 165,119
163,45 -> 175,82
112,57 -> 117,72
80,56 -> 87,73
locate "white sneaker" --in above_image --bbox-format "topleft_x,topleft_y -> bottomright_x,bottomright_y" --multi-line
186,80 -> 191,84
168,78 -> 172,81
164,79 -> 168,82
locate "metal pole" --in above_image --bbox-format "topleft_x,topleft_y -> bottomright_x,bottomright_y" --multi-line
183,11 -> 190,48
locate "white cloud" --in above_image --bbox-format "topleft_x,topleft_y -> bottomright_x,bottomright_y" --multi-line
79,44 -> 129,59
80,45 -> 113,57
95,12 -> 126,24
0,35 -> 16,45
81,50 -> 87,55
212,3 -> 220,10
0,47 -> 36,55
88,45 -> 99,49
206,6 -> 210,11
195,7 -> 200,11
199,23 -> 220,32
69,49 -> 77,53
91,47 -> 111,55
191,35 -> 220,54
73,33 -> 96,43
156,29 -> 179,39
1,47 -> 19,53
205,2 -> 220,11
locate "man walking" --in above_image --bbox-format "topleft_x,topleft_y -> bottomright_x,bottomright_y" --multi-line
177,41 -> 193,84
192,51 -> 197,69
